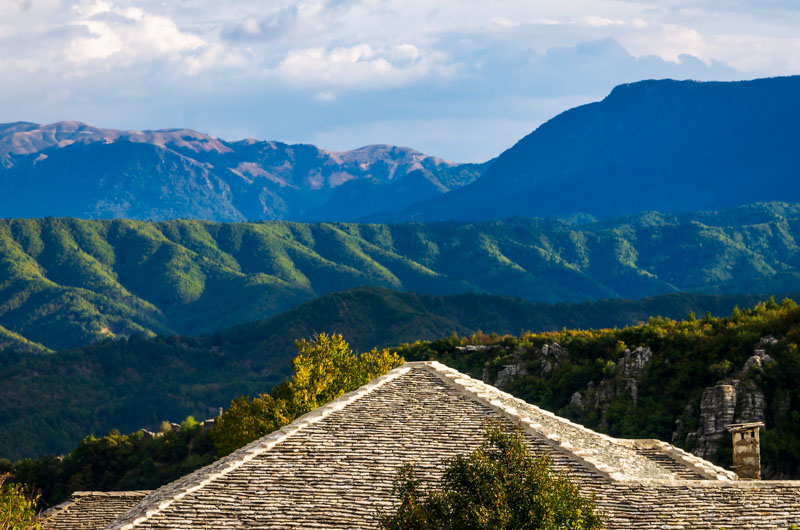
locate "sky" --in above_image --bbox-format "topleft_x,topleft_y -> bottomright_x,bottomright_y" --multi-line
2,1 -> 800,162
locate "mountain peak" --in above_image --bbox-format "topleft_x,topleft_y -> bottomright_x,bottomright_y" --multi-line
0,120 -> 484,221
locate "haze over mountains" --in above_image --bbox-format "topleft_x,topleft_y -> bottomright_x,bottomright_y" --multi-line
5,73 -> 800,491
2,76 -> 800,223
3,77 -> 800,363
0,121 -> 484,222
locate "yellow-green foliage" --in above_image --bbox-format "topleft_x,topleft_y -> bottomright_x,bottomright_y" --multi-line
210,394 -> 292,458
0,473 -> 40,529
290,333 -> 403,415
211,333 -> 403,456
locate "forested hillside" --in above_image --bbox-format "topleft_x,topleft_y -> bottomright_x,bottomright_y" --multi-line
0,286 -> 791,460
4,202 -> 800,350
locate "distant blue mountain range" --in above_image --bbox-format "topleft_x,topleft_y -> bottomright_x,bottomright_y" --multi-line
1,75 -> 799,222
0,121 -> 484,222
380,75 -> 800,222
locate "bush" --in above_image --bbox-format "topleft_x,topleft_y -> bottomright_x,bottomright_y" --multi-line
0,473 -> 40,529
379,424 -> 604,529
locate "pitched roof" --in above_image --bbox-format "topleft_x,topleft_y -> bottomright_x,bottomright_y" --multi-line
41,491 -> 150,529
104,361 -> 800,529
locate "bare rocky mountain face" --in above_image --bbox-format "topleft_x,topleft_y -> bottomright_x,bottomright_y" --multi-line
0,121 -> 486,221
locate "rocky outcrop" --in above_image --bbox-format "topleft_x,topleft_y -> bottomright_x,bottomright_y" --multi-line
539,342 -> 567,375
667,337 -> 779,465
691,383 -> 738,458
688,380 -> 767,459
620,346 -> 653,377
495,361 -> 527,389
743,349 -> 775,372
682,337 -> 776,460
481,343 -> 563,389
674,379 -> 768,461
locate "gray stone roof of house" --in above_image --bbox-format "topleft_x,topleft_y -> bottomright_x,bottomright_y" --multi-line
41,490 -> 151,529
93,361 -> 800,529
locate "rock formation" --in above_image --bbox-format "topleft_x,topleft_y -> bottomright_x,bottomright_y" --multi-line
686,341 -> 772,460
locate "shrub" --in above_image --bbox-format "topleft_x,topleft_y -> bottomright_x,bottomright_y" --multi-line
0,473 -> 40,529
379,424 -> 604,529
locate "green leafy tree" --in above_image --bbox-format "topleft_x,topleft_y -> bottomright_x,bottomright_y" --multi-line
290,333 -> 364,415
0,473 -> 40,529
211,333 -> 404,456
180,416 -> 199,431
290,333 -> 404,415
210,394 -> 291,457
379,425 -> 604,530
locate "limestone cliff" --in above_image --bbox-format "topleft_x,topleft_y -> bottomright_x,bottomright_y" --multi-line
481,338 -> 775,472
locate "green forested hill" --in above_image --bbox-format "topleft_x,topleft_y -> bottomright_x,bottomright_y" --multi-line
4,202 -> 800,350
0,324 -> 49,354
0,286 -> 792,460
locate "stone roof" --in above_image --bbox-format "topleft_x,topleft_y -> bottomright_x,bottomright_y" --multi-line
41,491 -> 151,529
67,361 -> 800,528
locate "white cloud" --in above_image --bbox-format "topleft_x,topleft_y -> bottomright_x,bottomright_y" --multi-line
580,16 -> 626,27
73,0 -> 113,18
489,17 -> 520,29
706,34 -> 800,72
66,3 -> 205,66
68,20 -> 123,61
2,0 -> 800,161
275,43 -> 452,88
621,22 -> 708,63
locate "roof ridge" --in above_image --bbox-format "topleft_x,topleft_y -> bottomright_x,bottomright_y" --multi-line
40,496 -> 78,520
418,361 -> 734,482
71,491 -> 153,497
107,364 -> 413,529
620,439 -> 737,480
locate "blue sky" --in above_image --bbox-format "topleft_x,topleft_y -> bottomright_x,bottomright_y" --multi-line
2,0 -> 799,161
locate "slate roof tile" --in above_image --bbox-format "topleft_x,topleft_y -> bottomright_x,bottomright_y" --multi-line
41,491 -> 151,529
49,361 -> 800,528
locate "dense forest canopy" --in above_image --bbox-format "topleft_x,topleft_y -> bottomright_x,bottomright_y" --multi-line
3,203 -> 800,351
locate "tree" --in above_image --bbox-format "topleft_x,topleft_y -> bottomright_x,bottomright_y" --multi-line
379,424 -> 604,530
0,473 -> 40,529
290,333 -> 404,416
210,394 -> 291,457
211,333 -> 404,456
290,333 -> 363,415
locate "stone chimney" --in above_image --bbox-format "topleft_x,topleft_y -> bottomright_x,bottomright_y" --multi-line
725,422 -> 765,480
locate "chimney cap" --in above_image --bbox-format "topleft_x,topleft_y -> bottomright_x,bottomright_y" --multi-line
725,422 -> 764,433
